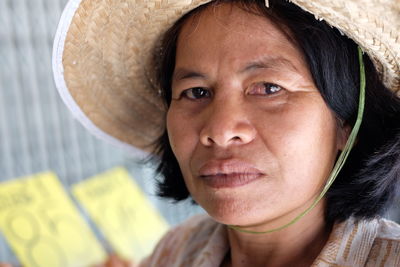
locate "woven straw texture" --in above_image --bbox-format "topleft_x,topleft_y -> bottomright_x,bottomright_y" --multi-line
291,0 -> 400,93
58,0 -> 400,150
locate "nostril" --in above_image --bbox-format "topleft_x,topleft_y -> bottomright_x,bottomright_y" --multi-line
200,119 -> 256,147
202,135 -> 247,147
207,137 -> 214,144
200,136 -> 215,147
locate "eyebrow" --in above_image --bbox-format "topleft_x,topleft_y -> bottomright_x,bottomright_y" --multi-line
172,56 -> 299,82
173,69 -> 208,82
240,56 -> 299,74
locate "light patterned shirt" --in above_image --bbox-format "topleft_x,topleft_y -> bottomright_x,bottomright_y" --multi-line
140,214 -> 400,266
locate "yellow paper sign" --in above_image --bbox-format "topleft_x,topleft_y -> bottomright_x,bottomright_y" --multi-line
72,167 -> 169,261
0,172 -> 106,267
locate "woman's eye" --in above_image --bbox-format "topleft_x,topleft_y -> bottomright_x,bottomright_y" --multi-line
249,82 -> 283,96
181,87 -> 211,100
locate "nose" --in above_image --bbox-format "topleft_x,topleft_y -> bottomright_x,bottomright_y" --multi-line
199,98 -> 256,147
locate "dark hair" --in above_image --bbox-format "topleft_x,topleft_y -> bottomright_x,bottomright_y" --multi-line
151,0 -> 400,222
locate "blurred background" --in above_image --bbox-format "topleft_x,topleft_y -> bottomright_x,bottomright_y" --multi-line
0,0 -> 203,264
0,0 -> 399,265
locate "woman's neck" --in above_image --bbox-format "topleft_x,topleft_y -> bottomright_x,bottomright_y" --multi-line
223,204 -> 332,267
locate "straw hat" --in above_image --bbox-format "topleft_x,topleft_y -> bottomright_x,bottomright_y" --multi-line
53,0 -> 400,155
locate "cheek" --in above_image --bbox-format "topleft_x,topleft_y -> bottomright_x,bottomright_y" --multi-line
254,95 -> 339,184
166,108 -> 182,157
166,106 -> 198,171
275,103 -> 339,185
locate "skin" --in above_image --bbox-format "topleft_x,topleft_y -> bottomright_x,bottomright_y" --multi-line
167,3 -> 349,267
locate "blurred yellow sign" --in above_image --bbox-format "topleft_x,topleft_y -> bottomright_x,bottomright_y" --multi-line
0,172 -> 106,267
73,167 -> 169,261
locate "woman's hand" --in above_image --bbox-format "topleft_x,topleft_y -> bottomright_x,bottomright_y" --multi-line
92,253 -> 134,267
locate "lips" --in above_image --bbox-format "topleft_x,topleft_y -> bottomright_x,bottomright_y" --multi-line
198,159 -> 264,188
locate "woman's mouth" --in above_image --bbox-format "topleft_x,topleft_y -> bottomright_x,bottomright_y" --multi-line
198,160 -> 265,188
200,173 -> 264,188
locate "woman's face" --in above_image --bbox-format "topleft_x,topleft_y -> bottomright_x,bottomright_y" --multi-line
167,3 -> 347,227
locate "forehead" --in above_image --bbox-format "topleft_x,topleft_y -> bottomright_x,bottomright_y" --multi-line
175,2 -> 306,74
179,2 -> 293,42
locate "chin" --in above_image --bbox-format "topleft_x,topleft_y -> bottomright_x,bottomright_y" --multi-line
197,194 -> 261,226
210,211 -> 270,228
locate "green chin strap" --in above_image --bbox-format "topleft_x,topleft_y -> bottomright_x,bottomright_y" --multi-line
228,47 -> 366,234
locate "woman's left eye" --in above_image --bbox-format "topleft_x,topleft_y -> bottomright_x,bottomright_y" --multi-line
248,82 -> 283,96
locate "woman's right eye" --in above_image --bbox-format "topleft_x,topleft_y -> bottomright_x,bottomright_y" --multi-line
181,87 -> 211,100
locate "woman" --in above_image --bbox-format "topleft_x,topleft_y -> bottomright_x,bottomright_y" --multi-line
52,0 -> 400,266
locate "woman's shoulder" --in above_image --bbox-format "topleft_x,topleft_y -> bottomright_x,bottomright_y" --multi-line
158,213 -> 222,248
314,217 -> 400,266
139,213 -> 228,267
374,217 -> 400,240
366,218 -> 400,265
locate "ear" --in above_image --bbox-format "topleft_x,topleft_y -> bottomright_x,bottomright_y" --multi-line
336,122 -> 352,151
